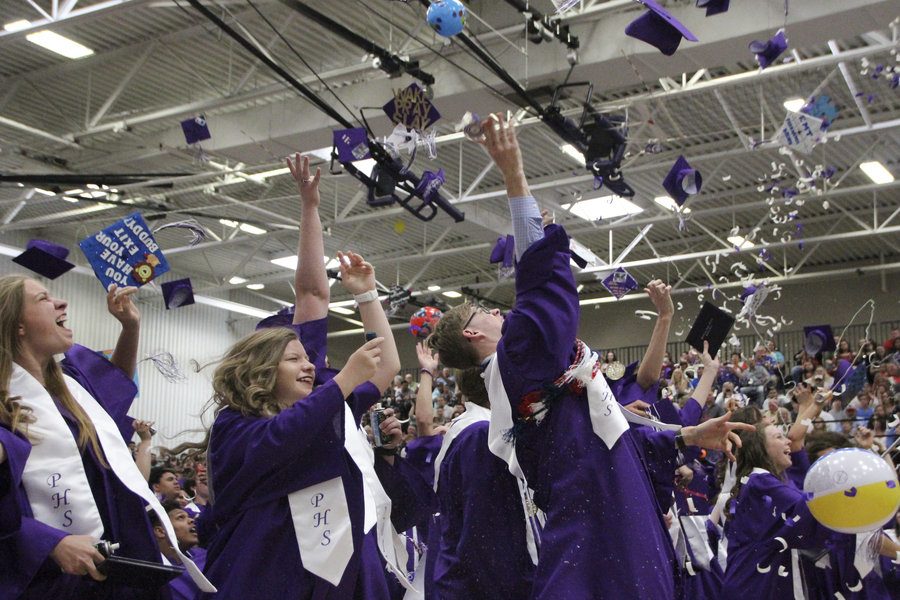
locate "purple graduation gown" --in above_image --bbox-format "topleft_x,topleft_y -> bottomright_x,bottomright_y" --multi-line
168,547 -> 206,600
401,434 -> 443,600
432,421 -> 534,600
0,345 -> 162,600
495,225 -> 677,599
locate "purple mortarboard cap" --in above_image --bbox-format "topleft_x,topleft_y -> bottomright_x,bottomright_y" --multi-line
625,0 -> 698,56
696,0 -> 729,16
333,127 -> 371,163
803,324 -> 836,355
180,115 -> 211,145
383,83 -> 441,131
256,305 -> 295,330
489,234 -> 515,270
161,278 -> 194,310
414,168 -> 445,204
12,239 -> 75,279
662,155 -> 702,206
750,29 -> 788,70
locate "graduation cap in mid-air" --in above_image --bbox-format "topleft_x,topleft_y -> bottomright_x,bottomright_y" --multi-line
662,155 -> 703,206
12,239 -> 76,280
161,278 -> 195,310
625,0 -> 699,56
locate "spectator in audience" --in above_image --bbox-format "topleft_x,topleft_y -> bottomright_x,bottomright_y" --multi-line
739,359 -> 770,406
149,466 -> 182,503
150,500 -> 205,600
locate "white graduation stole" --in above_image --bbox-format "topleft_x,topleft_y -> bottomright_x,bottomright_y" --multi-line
287,402 -> 413,591
11,363 -> 216,593
435,401 -> 544,565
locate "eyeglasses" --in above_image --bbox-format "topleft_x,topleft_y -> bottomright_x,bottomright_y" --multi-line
462,303 -> 490,332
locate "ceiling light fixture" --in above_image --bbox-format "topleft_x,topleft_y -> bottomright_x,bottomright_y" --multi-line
782,97 -> 806,112
26,30 -> 94,59
246,283 -> 265,290
561,195 -> 643,221
727,235 -> 753,250
3,20 -> 30,32
559,143 -> 586,165
860,161 -> 894,185
442,290 -> 462,298
228,276 -> 247,285
653,195 -> 691,214
330,306 -> 355,315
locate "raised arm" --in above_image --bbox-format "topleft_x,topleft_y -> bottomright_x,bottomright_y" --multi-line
337,251 -> 400,392
107,284 -> 140,378
788,384 -> 824,452
636,280 -> 674,389
414,341 -> 438,436
480,113 -> 542,259
286,153 -> 329,323
132,419 -> 154,481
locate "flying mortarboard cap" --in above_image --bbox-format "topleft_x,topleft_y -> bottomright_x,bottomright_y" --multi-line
684,301 -> 735,357
161,278 -> 194,310
333,127 -> 371,163
180,115 -> 211,145
489,234 -> 515,269
696,0 -> 729,16
662,155 -> 703,206
382,83 -> 441,131
803,324 -> 836,355
625,0 -> 699,57
256,305 -> 295,330
12,239 -> 75,279
749,28 -> 788,70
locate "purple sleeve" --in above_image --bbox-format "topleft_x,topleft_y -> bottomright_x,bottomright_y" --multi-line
373,455 -> 436,533
347,381 -> 383,428
291,318 -> 328,373
739,473 -> 832,550
785,449 -> 810,491
631,429 -> 678,513
679,398 -> 704,427
61,344 -> 138,441
498,225 -> 579,401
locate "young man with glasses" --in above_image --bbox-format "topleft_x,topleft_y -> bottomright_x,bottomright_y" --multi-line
427,113 -> 750,599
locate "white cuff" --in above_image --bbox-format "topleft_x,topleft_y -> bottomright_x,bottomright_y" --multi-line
353,289 -> 379,305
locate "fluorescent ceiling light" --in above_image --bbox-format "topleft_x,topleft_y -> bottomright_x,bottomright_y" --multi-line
33,188 -> 55,196
442,290 -> 462,298
427,285 -> 441,292
246,283 -> 265,290
193,295 -> 271,318
654,195 -> 691,214
26,30 -> 94,59
330,306 -> 356,315
4,20 -> 30,32
559,144 -> 585,165
247,167 -> 291,183
271,255 -> 341,273
228,276 -> 247,285
576,284 -> 584,293
561,195 -> 643,221
860,161 -> 894,185
783,97 -> 806,112
355,158 -> 377,178
728,235 -> 753,250
219,218 -> 266,235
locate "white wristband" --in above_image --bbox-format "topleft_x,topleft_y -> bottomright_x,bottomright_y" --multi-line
353,289 -> 379,305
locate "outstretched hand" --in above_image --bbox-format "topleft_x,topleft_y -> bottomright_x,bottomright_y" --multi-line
337,251 -> 376,296
699,340 -> 720,371
286,152 -> 321,208
416,341 -> 439,373
644,279 -> 674,319
106,284 -> 140,328
478,113 -> 524,183
681,411 -> 755,461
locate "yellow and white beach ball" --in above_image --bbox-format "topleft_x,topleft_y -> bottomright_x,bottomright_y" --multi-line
804,448 -> 900,534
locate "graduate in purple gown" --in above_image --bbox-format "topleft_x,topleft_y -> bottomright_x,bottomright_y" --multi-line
723,414 -> 900,598
427,113 -> 751,600
150,501 -> 205,600
0,276 -> 207,599
431,366 -> 535,600
197,153 -> 407,599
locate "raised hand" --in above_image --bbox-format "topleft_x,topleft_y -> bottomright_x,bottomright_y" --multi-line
106,284 -> 140,328
644,279 -> 674,320
333,337 -> 384,397
132,419 -> 154,442
416,341 -> 439,374
286,152 -> 322,208
541,209 -> 555,227
699,340 -> 720,371
337,250 -> 376,296
479,113 -> 525,184
681,411 -> 756,461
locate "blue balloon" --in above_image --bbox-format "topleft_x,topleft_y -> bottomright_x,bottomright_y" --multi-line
426,0 -> 467,37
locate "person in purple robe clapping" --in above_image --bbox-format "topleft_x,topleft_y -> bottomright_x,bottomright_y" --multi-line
0,276 -> 212,599
426,113 -> 752,600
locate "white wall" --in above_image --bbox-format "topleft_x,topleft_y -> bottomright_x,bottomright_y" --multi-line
1,258 -> 243,447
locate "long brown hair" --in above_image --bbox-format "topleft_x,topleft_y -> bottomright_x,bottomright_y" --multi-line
727,423 -> 782,519
0,275 -> 106,464
171,327 -> 299,459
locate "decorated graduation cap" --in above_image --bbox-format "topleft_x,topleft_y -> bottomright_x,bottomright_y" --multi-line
696,0 -> 729,16
601,267 -> 639,300
662,155 -> 703,206
12,239 -> 76,280
749,28 -> 788,70
180,115 -> 211,145
625,0 -> 698,57
803,324 -> 836,355
161,278 -> 194,310
333,127 -> 371,163
256,305 -> 295,330
383,83 -> 441,132
79,212 -> 170,290
685,301 -> 735,357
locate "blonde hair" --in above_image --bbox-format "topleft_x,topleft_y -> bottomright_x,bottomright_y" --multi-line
426,302 -> 481,369
0,275 -> 106,465
211,327 -> 299,417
